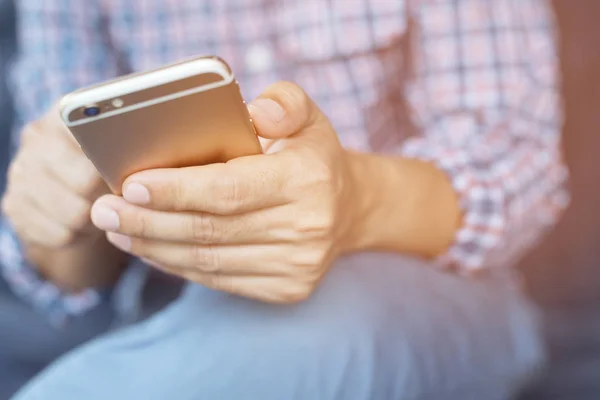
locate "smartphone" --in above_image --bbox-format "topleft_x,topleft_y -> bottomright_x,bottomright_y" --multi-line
60,56 -> 263,194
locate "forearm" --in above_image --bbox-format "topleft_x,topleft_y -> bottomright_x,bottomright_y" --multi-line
343,150 -> 461,260
26,234 -> 129,293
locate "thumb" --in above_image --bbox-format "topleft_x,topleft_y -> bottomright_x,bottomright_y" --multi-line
248,81 -> 331,140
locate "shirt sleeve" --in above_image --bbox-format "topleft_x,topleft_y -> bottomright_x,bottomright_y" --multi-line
1,0 -> 126,325
0,217 -> 105,326
399,0 -> 569,274
10,0 -> 126,133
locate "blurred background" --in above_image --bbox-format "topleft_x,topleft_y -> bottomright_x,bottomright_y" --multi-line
1,1 -> 599,399
516,1 -> 600,398
0,0 -> 15,194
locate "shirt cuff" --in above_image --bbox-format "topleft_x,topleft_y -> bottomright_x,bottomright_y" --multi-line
0,218 -> 105,327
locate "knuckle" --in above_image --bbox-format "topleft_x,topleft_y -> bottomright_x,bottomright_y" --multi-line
74,170 -> 100,197
272,81 -> 309,111
292,158 -> 334,194
214,175 -> 244,213
52,229 -> 76,248
190,213 -> 219,244
295,211 -> 335,239
310,162 -> 334,187
192,245 -> 220,272
292,247 -> 330,271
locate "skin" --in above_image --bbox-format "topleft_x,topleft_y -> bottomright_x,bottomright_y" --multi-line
1,106 -> 128,292
87,81 -> 462,303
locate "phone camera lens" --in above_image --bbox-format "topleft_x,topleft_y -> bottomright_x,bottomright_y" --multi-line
83,106 -> 101,117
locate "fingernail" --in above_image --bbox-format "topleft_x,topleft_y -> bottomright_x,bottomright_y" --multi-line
249,98 -> 286,123
107,232 -> 132,251
91,204 -> 120,231
123,183 -> 150,205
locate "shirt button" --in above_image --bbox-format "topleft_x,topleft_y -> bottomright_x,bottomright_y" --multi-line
245,45 -> 274,73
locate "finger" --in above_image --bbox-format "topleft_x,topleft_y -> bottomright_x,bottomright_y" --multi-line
40,103 -> 81,148
6,155 -> 93,232
49,156 -> 101,198
23,123 -> 101,197
4,193 -> 74,248
42,146 -> 101,198
21,106 -> 79,149
122,160 -> 290,214
248,81 -> 332,140
50,106 -> 81,147
92,195 -> 297,244
23,169 -> 93,232
175,271 -> 313,304
106,232 -> 293,276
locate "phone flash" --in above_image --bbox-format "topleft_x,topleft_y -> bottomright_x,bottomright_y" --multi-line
112,98 -> 124,108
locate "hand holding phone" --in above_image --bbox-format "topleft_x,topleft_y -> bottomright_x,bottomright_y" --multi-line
90,82 -> 357,304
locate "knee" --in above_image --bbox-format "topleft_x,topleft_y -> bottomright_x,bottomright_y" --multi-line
214,281 -> 410,399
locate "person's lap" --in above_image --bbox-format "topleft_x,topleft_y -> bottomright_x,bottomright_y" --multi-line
12,253 -> 545,400
0,277 -> 114,399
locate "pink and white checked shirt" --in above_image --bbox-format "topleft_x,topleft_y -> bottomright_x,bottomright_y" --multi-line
1,0 -> 569,323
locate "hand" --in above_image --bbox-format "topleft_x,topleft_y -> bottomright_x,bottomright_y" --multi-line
1,106 -> 127,291
2,106 -> 105,248
91,82 -> 358,303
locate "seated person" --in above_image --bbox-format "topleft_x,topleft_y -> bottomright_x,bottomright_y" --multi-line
1,0 -> 568,399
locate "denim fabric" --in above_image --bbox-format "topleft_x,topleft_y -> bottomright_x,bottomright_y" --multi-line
12,254 -> 545,400
0,276 -> 115,400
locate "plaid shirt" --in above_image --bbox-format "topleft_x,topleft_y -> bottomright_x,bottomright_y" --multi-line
1,0 -> 569,324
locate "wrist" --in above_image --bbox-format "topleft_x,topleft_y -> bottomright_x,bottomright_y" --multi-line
338,150 -> 375,253
27,232 -> 129,293
340,150 -> 461,258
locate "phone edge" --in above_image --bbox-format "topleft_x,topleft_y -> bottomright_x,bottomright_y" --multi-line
59,56 -> 234,124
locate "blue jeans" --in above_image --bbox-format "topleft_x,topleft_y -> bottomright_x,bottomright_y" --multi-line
0,277 -> 115,399
9,253 -> 544,400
